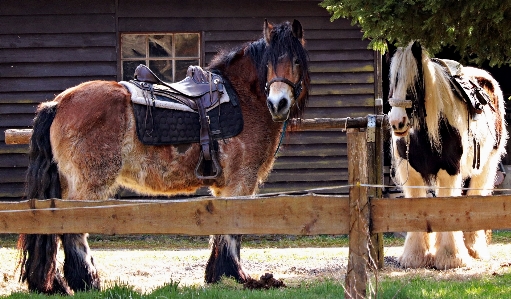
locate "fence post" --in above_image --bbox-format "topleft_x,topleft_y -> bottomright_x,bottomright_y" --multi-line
367,115 -> 384,269
345,128 -> 369,299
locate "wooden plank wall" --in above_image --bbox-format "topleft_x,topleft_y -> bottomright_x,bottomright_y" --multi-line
0,0 -> 377,200
0,0 -> 117,199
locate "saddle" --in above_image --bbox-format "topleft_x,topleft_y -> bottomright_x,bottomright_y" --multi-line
120,64 -> 243,180
431,58 -> 491,118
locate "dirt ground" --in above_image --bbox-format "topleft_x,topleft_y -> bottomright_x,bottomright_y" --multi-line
1,244 -> 511,296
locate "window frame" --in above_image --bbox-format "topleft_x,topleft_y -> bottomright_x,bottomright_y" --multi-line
119,32 -> 203,83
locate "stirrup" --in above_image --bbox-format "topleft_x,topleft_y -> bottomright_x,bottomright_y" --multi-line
195,151 -> 222,180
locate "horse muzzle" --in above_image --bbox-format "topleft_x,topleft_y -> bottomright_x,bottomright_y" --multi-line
388,107 -> 410,136
266,95 -> 292,122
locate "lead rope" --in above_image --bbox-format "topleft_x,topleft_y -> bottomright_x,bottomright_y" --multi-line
274,120 -> 288,156
390,134 -> 411,187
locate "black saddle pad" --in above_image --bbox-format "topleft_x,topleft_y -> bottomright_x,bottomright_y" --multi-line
132,96 -> 243,145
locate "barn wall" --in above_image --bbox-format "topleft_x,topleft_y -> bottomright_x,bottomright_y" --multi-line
0,0 -> 117,199
0,0 -> 377,200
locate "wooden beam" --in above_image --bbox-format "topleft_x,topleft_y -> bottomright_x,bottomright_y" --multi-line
2,191 -> 510,235
290,116 -> 387,131
4,117 -> 389,145
371,194 -> 511,233
4,129 -> 32,145
345,128 -> 369,299
0,194 -> 350,235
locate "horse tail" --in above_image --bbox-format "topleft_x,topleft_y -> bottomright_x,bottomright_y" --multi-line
25,102 -> 61,200
18,102 -> 72,294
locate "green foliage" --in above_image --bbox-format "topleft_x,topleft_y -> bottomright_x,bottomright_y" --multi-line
320,0 -> 511,66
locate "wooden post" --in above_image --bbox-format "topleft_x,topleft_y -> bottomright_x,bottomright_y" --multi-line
367,117 -> 384,269
345,128 -> 369,299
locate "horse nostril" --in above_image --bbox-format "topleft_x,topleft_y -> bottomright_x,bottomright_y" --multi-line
277,98 -> 287,112
267,100 -> 275,112
398,122 -> 405,130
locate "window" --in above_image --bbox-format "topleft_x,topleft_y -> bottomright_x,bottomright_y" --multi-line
121,33 -> 201,82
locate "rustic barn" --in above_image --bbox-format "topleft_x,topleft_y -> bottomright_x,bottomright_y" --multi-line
0,0 -> 379,200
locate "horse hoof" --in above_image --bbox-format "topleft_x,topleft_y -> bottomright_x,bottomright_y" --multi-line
205,270 -> 251,284
398,252 -> 434,269
467,247 -> 490,260
27,273 -> 74,296
433,252 -> 472,270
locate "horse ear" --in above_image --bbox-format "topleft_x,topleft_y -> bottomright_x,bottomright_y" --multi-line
292,19 -> 303,41
264,19 -> 273,45
411,41 -> 422,61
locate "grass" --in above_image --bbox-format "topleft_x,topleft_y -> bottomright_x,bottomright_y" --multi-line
4,273 -> 511,298
0,234 -> 356,250
377,272 -> 511,298
3,279 -> 346,299
3,230 -> 509,250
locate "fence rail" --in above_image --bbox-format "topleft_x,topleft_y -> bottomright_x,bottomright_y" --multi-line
0,194 -> 509,234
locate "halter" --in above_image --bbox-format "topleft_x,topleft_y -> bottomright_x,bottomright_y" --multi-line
265,76 -> 303,101
265,75 -> 302,156
388,97 -> 412,108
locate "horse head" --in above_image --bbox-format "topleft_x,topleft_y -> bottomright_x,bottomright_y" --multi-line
263,19 -> 310,122
388,41 -> 426,137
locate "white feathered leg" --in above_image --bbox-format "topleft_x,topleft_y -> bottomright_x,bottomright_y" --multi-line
433,170 -> 472,269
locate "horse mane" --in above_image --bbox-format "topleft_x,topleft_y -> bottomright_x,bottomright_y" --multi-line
390,42 -> 461,148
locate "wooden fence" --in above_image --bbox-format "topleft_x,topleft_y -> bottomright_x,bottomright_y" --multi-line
4,116 -> 511,298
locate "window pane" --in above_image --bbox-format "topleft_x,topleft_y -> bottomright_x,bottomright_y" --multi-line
121,35 -> 146,58
149,60 -> 173,82
149,35 -> 173,58
175,60 -> 199,81
123,60 -> 145,81
175,34 -> 199,57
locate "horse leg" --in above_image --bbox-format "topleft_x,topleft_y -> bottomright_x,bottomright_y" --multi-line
61,233 -> 100,291
58,181 -> 116,292
395,163 -> 434,268
57,166 -> 121,292
205,235 -> 249,283
18,234 -> 73,295
205,182 -> 256,283
433,170 -> 472,269
462,161 -> 497,260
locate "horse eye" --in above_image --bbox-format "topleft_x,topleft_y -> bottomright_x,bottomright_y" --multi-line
294,59 -> 300,65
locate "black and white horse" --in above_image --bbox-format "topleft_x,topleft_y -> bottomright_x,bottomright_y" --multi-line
388,41 -> 507,269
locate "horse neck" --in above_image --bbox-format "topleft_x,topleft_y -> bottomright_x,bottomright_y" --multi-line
221,50 -> 284,144
222,52 -> 266,106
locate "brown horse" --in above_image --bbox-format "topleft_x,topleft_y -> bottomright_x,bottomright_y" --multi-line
19,19 -> 310,295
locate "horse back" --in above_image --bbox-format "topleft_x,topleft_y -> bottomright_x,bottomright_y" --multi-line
464,67 -> 507,149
